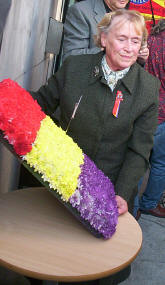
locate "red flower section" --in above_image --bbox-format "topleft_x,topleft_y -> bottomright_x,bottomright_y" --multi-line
0,79 -> 46,155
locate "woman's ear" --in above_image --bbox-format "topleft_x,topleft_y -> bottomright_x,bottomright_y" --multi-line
100,33 -> 107,48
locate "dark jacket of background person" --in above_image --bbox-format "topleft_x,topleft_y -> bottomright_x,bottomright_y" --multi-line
31,51 -> 160,211
145,22 -> 165,125
63,0 -> 107,60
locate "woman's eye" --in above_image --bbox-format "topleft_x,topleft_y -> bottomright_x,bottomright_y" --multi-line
132,40 -> 140,44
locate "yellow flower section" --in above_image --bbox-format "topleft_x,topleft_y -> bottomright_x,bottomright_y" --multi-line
24,116 -> 84,201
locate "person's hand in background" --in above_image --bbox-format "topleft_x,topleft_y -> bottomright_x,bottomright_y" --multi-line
138,44 -> 149,64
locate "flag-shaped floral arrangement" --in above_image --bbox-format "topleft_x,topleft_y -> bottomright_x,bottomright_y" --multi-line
0,78 -> 118,239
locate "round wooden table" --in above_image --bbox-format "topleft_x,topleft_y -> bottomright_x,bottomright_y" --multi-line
0,187 -> 142,282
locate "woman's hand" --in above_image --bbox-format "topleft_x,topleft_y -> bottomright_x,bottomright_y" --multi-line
115,195 -> 128,215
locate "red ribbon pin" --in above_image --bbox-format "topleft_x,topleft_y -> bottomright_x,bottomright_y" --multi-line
112,91 -> 123,118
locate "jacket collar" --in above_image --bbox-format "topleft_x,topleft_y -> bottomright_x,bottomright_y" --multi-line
121,63 -> 140,95
93,0 -> 106,23
89,52 -> 140,95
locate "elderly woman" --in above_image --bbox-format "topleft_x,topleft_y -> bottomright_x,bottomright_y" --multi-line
31,9 -> 160,285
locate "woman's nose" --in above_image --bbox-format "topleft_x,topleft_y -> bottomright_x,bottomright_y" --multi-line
124,40 -> 132,51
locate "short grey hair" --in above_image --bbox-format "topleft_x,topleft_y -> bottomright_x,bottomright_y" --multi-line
94,9 -> 148,48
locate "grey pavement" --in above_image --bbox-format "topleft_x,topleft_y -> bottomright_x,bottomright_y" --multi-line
120,213 -> 165,285
120,172 -> 165,285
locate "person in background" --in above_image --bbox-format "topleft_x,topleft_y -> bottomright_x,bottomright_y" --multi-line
135,19 -> 165,220
30,9 -> 159,283
62,0 -> 148,63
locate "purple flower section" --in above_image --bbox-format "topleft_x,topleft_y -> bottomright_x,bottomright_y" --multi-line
69,154 -> 118,239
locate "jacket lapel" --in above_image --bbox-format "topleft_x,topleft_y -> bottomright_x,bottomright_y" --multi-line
87,52 -> 140,94
93,0 -> 106,24
121,63 -> 140,95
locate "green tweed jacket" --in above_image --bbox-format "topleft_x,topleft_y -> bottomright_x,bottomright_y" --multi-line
31,52 -> 160,207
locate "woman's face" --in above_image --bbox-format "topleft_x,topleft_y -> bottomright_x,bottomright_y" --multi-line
101,17 -> 143,71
